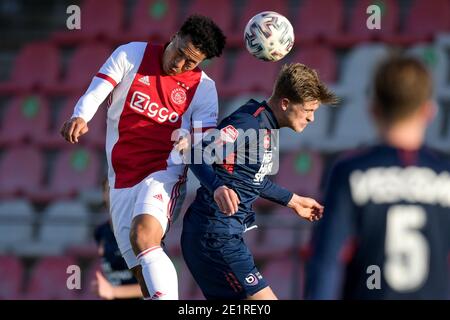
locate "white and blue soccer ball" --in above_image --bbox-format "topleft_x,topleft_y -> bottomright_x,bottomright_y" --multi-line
244,11 -> 295,62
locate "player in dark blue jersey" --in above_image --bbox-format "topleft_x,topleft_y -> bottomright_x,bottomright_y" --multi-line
305,56 -> 450,299
91,179 -> 142,300
181,63 -> 338,300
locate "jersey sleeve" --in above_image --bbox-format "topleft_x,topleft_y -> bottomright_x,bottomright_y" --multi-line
189,112 -> 259,193
259,178 -> 293,206
72,44 -> 132,122
96,43 -> 132,87
189,76 -> 219,149
304,162 -> 357,300
190,76 -> 219,129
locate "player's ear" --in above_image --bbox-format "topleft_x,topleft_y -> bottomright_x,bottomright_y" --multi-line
281,98 -> 290,111
423,100 -> 437,124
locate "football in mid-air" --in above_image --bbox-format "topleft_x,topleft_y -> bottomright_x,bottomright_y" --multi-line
244,11 -> 295,62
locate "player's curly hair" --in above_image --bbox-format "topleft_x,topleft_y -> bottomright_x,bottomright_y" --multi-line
179,14 -> 226,59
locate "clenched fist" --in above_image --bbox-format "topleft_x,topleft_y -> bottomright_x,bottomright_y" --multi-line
214,185 -> 240,216
60,117 -> 89,143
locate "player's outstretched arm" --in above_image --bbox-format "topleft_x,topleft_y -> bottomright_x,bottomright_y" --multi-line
60,117 -> 88,144
287,194 -> 324,222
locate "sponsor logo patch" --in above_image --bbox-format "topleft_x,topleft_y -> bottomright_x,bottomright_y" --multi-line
245,273 -> 259,286
220,125 -> 239,143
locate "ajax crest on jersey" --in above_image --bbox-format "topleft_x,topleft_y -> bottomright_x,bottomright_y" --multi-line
244,11 -> 295,62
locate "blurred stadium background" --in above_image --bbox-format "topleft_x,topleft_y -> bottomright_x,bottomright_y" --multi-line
0,0 -> 449,299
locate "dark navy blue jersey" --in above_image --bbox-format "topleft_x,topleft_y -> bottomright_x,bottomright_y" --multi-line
184,99 -> 293,235
305,144 -> 450,299
94,221 -> 138,286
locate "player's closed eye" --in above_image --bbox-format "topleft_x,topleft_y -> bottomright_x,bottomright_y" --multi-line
176,50 -> 195,68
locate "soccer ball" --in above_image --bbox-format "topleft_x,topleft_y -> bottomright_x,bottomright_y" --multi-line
244,11 -> 295,62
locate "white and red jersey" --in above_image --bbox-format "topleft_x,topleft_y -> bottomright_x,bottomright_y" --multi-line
73,42 -> 218,189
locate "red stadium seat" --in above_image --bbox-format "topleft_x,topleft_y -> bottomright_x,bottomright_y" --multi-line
25,256 -> 78,300
0,256 -> 24,299
52,0 -> 124,44
29,147 -> 101,202
388,0 -> 450,45
273,150 -> 324,200
336,0 -> 399,46
35,95 -> 107,150
46,43 -> 111,95
184,0 -> 234,41
291,45 -> 337,84
0,95 -> 50,147
199,56 -> 227,94
0,42 -> 60,94
119,0 -> 180,43
229,0 -> 289,46
294,0 -> 344,44
222,50 -> 278,97
0,146 -> 44,198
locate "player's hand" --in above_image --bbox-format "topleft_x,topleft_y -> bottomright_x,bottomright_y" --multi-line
91,271 -> 115,300
287,194 -> 324,222
173,136 -> 190,154
214,185 -> 240,216
60,117 -> 89,143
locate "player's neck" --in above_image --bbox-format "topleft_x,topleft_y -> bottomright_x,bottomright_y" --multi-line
381,120 -> 425,151
266,98 -> 285,127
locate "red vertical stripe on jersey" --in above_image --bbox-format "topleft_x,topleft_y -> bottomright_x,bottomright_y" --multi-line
167,166 -> 188,223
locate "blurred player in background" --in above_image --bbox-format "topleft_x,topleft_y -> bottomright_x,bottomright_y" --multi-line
60,15 -> 226,300
305,56 -> 450,299
181,63 -> 338,300
91,178 -> 142,300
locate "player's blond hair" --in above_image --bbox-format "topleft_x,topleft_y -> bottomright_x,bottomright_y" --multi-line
272,63 -> 339,105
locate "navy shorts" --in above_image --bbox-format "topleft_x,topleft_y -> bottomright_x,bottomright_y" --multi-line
181,231 -> 268,300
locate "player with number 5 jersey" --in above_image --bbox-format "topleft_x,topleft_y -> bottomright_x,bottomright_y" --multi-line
305,56 -> 450,300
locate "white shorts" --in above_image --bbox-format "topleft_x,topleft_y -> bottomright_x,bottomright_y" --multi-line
109,166 -> 187,268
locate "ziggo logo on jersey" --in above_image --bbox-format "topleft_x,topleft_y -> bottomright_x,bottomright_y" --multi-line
130,91 -> 179,123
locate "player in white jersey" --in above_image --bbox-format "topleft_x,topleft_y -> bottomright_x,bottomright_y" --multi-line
60,15 -> 226,300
